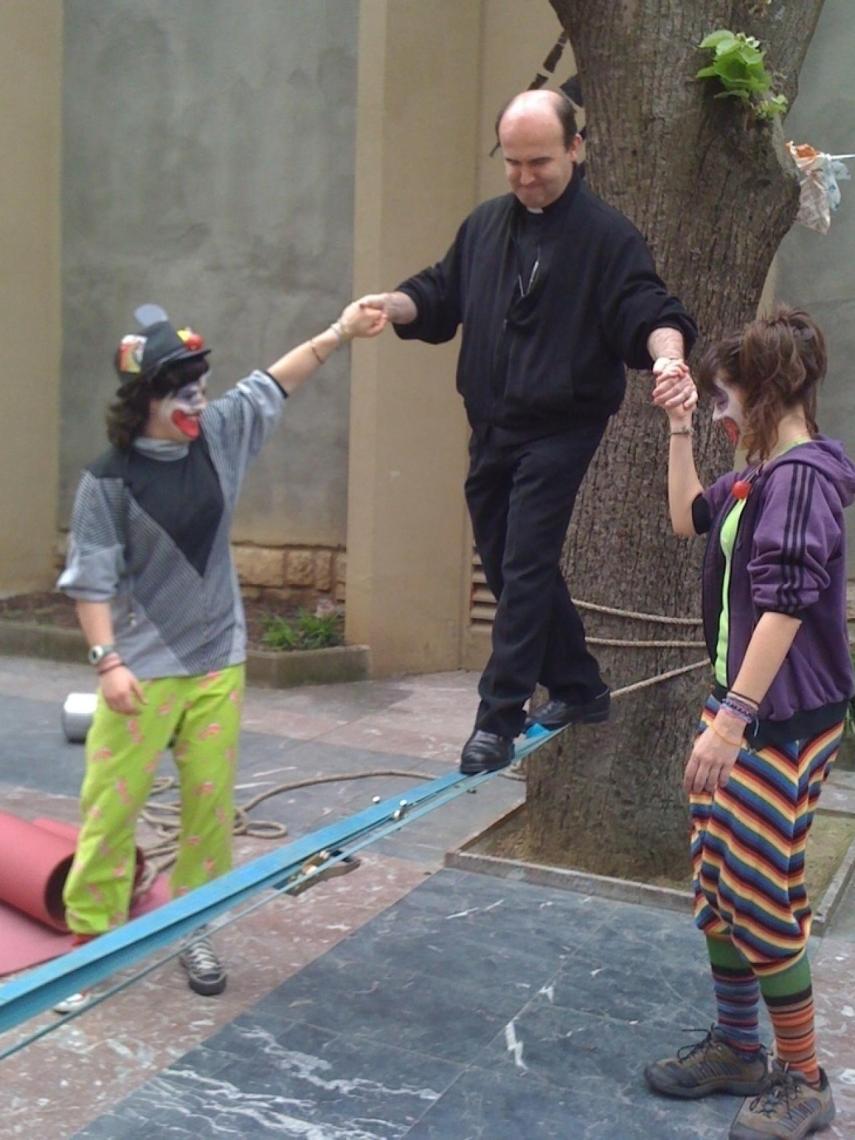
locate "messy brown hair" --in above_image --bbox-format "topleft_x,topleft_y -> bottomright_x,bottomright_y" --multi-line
106,357 -> 208,450
696,306 -> 826,463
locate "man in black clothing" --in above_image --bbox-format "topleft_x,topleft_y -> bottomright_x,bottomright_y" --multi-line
358,89 -> 697,775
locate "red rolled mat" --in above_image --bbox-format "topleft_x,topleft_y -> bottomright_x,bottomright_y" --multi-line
0,812 -> 145,933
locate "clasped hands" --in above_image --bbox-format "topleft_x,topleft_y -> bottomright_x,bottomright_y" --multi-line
337,297 -> 388,339
651,356 -> 697,422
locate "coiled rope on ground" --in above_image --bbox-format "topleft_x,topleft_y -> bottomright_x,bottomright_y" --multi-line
135,768 -> 436,894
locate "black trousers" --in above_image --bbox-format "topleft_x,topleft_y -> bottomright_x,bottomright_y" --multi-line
465,422 -> 607,739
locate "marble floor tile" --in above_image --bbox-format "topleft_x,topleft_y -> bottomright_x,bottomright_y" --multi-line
1,657 -> 853,1140
76,1021 -> 463,1139
404,1062 -> 735,1140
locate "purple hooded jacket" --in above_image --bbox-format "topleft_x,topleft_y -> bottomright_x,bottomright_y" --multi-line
692,436 -> 855,743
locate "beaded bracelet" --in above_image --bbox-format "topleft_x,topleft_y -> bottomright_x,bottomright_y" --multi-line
721,700 -> 754,724
331,319 -> 352,345
722,693 -> 758,724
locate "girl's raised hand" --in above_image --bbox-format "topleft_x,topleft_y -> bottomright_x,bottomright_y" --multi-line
339,300 -> 388,339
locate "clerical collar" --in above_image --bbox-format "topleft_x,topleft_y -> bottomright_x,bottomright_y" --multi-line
133,436 -> 189,461
514,172 -> 582,220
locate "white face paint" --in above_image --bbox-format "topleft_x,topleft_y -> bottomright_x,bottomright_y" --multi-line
146,373 -> 209,442
711,377 -> 745,447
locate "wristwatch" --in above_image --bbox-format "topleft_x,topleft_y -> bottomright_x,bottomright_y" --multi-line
87,644 -> 116,666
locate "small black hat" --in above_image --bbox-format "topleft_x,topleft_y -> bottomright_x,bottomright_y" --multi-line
116,303 -> 210,381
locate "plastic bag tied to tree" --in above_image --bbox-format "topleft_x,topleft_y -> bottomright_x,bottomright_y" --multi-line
788,142 -> 852,235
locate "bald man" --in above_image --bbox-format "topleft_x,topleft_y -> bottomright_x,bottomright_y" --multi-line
359,90 -> 697,775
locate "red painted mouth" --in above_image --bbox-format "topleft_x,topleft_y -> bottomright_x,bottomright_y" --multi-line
721,418 -> 740,447
172,410 -> 201,440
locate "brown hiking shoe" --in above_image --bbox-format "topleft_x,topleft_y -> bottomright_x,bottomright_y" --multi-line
729,1061 -> 835,1139
645,1027 -> 769,1099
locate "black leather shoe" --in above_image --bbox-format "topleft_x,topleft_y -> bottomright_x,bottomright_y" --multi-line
525,688 -> 611,731
459,730 -> 514,775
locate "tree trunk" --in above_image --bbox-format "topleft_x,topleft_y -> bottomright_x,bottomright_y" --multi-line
526,0 -> 826,878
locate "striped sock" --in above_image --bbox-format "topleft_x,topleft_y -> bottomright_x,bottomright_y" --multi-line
706,936 -> 761,1055
758,955 -> 819,1085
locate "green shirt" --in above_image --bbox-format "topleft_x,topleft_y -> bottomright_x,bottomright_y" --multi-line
714,441 -> 810,685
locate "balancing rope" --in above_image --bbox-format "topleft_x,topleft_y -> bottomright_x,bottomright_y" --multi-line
500,599 -> 710,781
135,597 -> 709,862
138,597 -> 708,880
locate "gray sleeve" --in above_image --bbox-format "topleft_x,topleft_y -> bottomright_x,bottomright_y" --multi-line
57,472 -> 126,601
201,369 -> 286,467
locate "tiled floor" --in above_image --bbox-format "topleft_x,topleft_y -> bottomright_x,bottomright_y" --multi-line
0,654 -> 853,1139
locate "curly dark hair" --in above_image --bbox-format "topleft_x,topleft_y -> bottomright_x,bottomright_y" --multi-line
696,306 -> 827,463
106,356 -> 209,450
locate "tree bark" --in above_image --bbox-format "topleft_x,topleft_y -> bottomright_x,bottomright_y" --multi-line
525,0 -> 826,877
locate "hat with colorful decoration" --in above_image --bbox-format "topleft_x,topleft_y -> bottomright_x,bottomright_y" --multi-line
116,303 -> 210,381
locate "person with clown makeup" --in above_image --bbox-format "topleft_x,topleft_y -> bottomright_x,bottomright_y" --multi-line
647,307 -> 854,1139
57,300 -> 385,997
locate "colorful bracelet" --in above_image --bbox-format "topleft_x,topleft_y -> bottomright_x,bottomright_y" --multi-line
722,692 -> 759,724
721,699 -> 755,725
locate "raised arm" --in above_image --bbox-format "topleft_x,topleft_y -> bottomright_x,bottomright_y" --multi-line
266,300 -> 387,394
652,361 -> 702,536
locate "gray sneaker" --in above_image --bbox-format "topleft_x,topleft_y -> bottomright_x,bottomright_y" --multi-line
729,1061 -> 835,1139
645,1027 -> 769,1099
179,935 -> 227,996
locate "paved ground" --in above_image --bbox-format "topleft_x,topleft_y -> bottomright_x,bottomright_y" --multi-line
0,654 -> 853,1139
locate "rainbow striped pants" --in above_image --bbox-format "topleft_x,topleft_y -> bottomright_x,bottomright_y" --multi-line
690,693 -> 843,976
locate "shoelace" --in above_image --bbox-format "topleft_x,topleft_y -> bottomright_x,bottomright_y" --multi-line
182,940 -> 222,976
748,1066 -> 800,1119
675,1026 -> 717,1062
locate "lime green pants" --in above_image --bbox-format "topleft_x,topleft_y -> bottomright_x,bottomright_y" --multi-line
63,665 -> 244,936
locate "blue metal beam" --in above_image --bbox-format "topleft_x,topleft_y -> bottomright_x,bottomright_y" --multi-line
0,728 -> 556,1039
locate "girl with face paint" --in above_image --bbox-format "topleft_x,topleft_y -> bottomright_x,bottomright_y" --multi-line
646,308 -> 855,1137
57,299 -> 386,1001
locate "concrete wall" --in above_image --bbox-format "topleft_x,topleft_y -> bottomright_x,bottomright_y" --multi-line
346,0 -> 567,674
0,2 -> 62,593
775,0 -> 855,565
60,0 -> 359,549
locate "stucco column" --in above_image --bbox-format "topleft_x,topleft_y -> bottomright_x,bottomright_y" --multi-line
347,0 -> 481,674
0,2 -> 62,593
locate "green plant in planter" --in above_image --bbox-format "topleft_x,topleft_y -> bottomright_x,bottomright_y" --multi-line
261,609 -> 343,652
696,29 -> 788,120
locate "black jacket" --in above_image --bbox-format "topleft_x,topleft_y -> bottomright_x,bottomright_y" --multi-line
395,176 -> 697,435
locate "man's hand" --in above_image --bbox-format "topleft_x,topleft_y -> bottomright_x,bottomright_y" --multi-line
339,300 -> 388,339
683,714 -> 743,795
355,292 -> 418,325
100,665 -> 146,716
